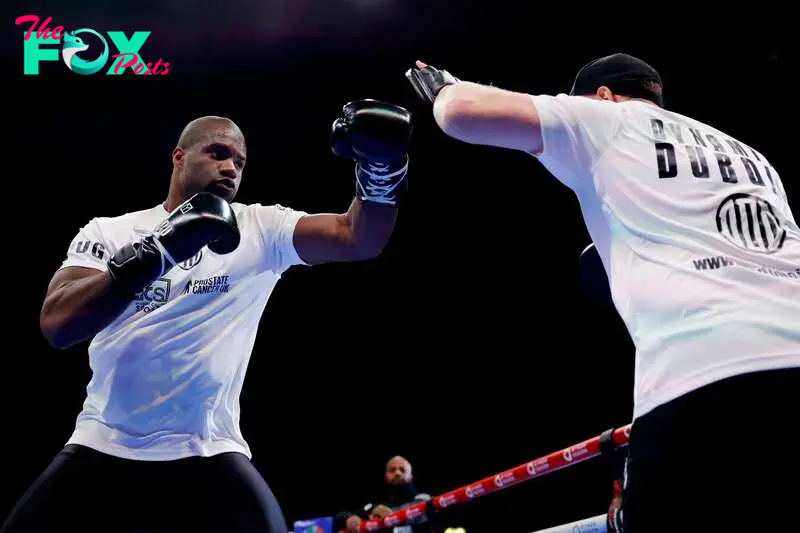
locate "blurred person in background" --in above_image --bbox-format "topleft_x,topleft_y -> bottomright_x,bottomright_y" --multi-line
337,456 -> 436,533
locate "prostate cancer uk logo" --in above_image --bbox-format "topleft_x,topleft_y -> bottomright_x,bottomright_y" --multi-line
16,15 -> 171,75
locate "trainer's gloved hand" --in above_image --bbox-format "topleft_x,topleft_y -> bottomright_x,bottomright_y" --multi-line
331,99 -> 412,206
405,60 -> 459,105
107,192 -> 240,296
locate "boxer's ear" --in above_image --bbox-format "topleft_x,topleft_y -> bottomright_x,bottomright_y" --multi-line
596,86 -> 615,102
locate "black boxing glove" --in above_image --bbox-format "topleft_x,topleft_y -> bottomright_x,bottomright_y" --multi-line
107,192 -> 240,297
331,99 -> 412,206
405,64 -> 459,105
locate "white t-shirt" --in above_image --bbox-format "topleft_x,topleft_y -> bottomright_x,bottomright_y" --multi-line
531,93 -> 800,419
59,201 -> 308,460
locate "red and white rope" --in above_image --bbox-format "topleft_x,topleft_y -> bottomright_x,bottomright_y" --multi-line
346,424 -> 631,533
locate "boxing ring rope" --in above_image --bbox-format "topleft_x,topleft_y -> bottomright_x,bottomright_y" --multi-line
341,424 -> 631,533
530,513 -> 611,533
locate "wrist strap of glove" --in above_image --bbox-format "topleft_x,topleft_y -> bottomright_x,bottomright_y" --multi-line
146,223 -> 180,272
405,66 -> 459,104
355,155 -> 409,206
107,229 -> 175,298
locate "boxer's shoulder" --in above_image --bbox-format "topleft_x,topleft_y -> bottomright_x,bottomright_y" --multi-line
231,201 -> 298,214
231,202 -> 308,231
85,204 -> 166,239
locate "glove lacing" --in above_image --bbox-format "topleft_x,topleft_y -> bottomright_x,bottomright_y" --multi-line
357,158 -> 409,205
132,226 -> 178,278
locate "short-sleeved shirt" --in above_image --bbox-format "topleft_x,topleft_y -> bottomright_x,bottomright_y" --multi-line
531,93 -> 800,419
59,201 -> 307,460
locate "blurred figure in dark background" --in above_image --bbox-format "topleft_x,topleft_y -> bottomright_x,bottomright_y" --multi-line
337,456 -> 442,533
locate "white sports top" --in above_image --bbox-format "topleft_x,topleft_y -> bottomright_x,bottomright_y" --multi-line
531,94 -> 800,419
59,201 -> 307,460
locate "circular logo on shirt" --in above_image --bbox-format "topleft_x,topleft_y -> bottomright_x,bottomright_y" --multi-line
178,250 -> 203,270
715,194 -> 786,253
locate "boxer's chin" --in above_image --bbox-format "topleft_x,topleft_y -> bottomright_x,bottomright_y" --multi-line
205,181 -> 236,201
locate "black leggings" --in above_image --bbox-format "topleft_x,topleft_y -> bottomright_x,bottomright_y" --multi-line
1,444 -> 288,533
621,367 -> 800,533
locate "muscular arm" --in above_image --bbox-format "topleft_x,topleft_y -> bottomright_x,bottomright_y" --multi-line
292,198 -> 397,265
286,99 -> 408,266
40,267 -> 133,349
432,82 -> 544,154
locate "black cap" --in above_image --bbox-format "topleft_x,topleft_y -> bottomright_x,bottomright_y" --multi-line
569,53 -> 664,107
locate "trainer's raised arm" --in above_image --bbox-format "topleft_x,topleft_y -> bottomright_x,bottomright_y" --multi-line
406,60 -> 544,154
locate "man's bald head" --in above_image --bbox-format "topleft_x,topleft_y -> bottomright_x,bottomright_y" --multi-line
170,115 -> 247,203
384,456 -> 413,485
177,116 -> 245,152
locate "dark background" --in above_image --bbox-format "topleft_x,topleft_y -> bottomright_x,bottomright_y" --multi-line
1,3 -> 792,532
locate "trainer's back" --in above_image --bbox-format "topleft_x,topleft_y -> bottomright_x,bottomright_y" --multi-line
532,94 -> 800,419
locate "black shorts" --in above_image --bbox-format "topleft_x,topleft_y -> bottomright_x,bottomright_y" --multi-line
621,367 -> 800,533
1,444 -> 288,533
